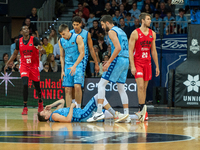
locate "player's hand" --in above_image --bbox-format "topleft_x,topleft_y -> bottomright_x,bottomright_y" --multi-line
35,45 -> 43,50
4,64 -> 8,74
95,63 -> 100,73
71,103 -> 76,108
68,65 -> 76,76
131,66 -> 136,76
45,105 -> 52,110
155,67 -> 160,77
103,61 -> 110,72
61,71 -> 65,81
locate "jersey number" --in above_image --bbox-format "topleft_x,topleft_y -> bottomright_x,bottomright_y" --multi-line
122,39 -> 128,51
26,58 -> 31,64
142,52 -> 148,58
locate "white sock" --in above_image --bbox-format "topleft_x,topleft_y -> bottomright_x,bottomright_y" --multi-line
124,108 -> 129,114
130,114 -> 139,119
104,110 -> 114,118
108,107 -> 115,116
97,104 -> 103,113
72,99 -> 75,103
77,104 -> 81,108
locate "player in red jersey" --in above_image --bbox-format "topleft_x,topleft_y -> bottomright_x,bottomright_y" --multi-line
129,13 -> 160,122
5,25 -> 44,115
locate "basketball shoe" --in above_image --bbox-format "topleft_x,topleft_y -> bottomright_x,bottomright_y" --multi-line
135,105 -> 147,123
87,112 -> 105,122
145,112 -> 148,121
114,111 -> 129,123
22,107 -> 28,115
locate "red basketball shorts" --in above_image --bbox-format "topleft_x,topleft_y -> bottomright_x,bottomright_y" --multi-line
20,65 -> 40,81
134,61 -> 152,81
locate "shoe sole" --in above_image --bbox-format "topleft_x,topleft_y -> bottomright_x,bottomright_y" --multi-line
87,115 -> 105,122
139,105 -> 147,123
115,114 -> 129,123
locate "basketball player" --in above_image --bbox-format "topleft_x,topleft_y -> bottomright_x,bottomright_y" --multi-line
87,15 -> 130,122
69,16 -> 100,108
4,25 -> 43,115
129,13 -> 160,122
38,94 -> 129,123
58,24 -> 85,108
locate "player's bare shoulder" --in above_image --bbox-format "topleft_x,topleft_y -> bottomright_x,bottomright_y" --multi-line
130,29 -> 138,40
151,30 -> 156,40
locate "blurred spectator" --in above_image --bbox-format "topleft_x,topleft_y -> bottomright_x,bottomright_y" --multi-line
0,53 -> 9,72
42,37 -> 53,56
41,62 -> 50,72
176,8 -> 188,34
47,29 -> 58,46
24,18 -> 39,38
137,0 -> 145,11
104,31 -> 110,45
26,7 -> 38,27
142,0 -> 155,13
83,1 -> 92,12
157,2 -> 167,19
150,0 -> 158,9
99,54 -> 110,76
74,2 -> 90,21
122,0 -> 131,11
55,0 -> 66,18
130,19 -> 140,33
47,53 -> 58,72
31,32 -> 38,40
87,12 -> 98,29
165,0 -> 175,16
124,12 -> 134,27
89,45 -> 102,77
129,2 -> 141,19
89,20 -> 104,44
141,4 -> 153,14
153,22 -> 160,34
14,63 -> 20,72
78,11 -> 87,28
119,4 -> 127,18
98,36 -> 107,54
151,11 -> 162,28
163,11 -> 175,27
11,36 -> 18,55
103,2 -> 115,16
40,46 -> 47,65
166,19 -> 176,35
91,0 -> 104,18
119,18 -> 130,38
111,0 -> 119,11
102,44 -> 111,58
39,60 -> 43,72
2,61 -> 15,73
53,37 -> 61,64
18,29 -> 23,38
113,9 -> 121,25
14,54 -> 21,66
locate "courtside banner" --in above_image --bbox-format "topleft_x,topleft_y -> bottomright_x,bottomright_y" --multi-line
82,78 -> 138,107
0,72 -> 138,107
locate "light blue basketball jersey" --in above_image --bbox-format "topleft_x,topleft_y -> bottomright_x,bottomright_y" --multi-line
60,33 -> 79,65
70,29 -> 89,62
109,26 -> 129,58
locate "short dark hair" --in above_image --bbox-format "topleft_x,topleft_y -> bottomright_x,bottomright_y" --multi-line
78,2 -> 83,6
72,16 -> 82,23
3,53 -> 8,62
100,15 -> 113,24
126,12 -> 131,17
115,9 -> 120,12
154,11 -> 160,15
58,24 -> 69,33
167,11 -> 172,14
37,112 -> 49,122
93,20 -> 99,24
42,37 -> 48,42
179,8 -> 184,12
132,2 -> 137,6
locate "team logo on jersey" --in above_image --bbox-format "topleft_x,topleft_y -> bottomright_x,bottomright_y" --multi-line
72,42 -> 75,45
149,35 -> 152,38
29,43 -> 33,46
20,42 -> 22,44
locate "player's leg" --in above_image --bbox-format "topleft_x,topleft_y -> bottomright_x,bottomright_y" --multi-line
21,76 -> 29,115
71,88 -> 75,103
74,84 -> 82,108
33,81 -> 43,112
65,87 -> 73,107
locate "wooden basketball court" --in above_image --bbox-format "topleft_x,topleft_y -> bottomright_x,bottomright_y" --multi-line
0,107 -> 199,150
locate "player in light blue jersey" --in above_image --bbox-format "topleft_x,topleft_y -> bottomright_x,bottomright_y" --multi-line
69,16 -> 100,108
87,15 -> 131,123
37,94 -> 129,123
58,24 -> 85,108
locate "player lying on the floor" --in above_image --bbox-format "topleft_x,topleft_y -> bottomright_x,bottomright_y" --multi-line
38,94 -> 133,123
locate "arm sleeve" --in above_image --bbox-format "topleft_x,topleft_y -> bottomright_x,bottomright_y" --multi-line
33,37 -> 41,46
16,40 -> 20,50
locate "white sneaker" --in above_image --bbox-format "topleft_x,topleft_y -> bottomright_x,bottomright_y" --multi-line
135,105 -> 147,123
114,112 -> 129,123
125,116 -> 131,123
87,112 -> 105,122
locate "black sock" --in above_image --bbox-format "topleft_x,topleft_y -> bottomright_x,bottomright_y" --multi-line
33,81 -> 42,103
139,104 -> 144,111
38,98 -> 43,103
24,102 -> 27,107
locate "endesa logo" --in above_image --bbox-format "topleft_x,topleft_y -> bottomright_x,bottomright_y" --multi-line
86,82 -> 137,92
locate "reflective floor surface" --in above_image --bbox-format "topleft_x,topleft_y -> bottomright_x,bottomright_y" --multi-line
0,107 -> 200,150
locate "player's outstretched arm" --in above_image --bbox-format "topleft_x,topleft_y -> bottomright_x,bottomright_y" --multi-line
58,40 -> 65,81
51,103 -> 76,123
129,30 -> 138,76
87,32 -> 100,73
151,31 -> 160,77
45,99 -> 65,111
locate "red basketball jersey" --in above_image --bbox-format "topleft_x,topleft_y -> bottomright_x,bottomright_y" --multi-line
134,28 -> 154,63
19,36 -> 39,68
